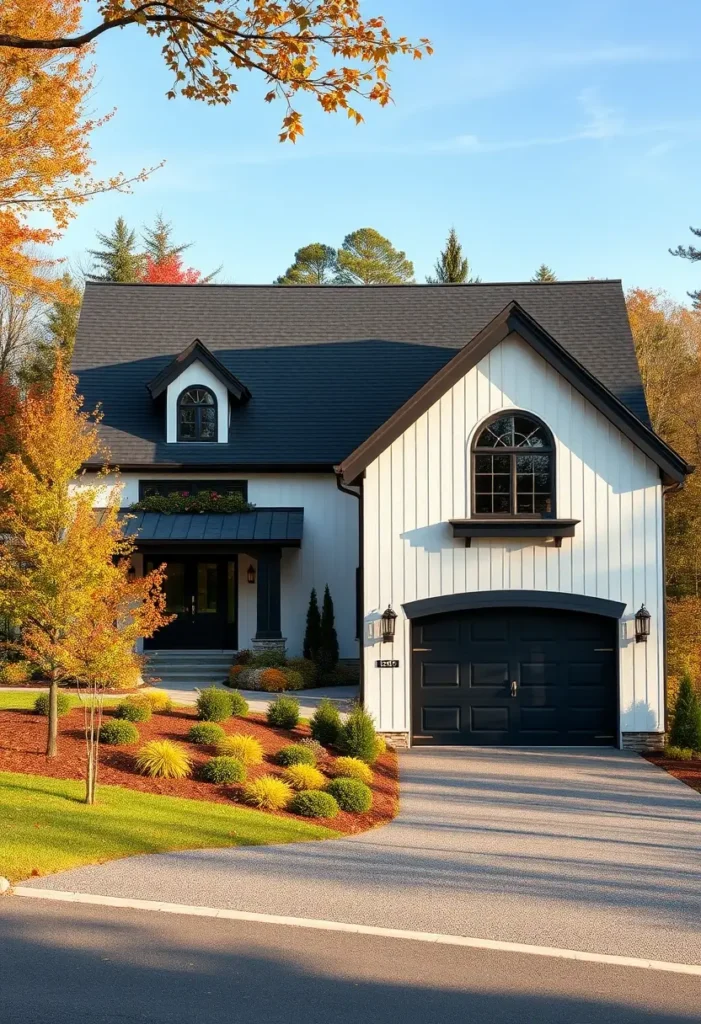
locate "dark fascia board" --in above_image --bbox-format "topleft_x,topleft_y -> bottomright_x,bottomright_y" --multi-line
146,338 -> 251,402
450,518 -> 579,547
81,462 -> 336,473
337,301 -> 693,487
403,589 -> 626,621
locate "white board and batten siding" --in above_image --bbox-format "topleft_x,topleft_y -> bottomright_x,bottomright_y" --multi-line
363,334 -> 664,740
80,472 -> 359,658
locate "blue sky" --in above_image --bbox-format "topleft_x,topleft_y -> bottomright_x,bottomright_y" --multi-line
57,0 -> 701,299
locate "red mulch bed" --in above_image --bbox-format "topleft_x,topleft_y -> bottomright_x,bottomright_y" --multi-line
644,754 -> 701,796
0,706 -> 399,835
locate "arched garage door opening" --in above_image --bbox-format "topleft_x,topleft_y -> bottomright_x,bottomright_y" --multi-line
409,599 -> 620,747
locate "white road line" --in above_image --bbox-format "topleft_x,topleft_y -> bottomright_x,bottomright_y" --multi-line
13,886 -> 701,977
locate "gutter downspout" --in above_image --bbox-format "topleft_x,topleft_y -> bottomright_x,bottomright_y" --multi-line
335,471 -> 363,705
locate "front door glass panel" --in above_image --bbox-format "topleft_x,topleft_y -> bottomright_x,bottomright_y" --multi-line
197,562 -> 218,614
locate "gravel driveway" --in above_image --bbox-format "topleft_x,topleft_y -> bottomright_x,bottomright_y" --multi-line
23,747 -> 701,964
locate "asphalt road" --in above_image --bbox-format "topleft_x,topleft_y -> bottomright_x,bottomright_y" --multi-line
1,898 -> 699,1024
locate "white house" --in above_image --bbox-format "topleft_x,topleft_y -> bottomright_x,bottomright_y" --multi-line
74,280 -> 691,751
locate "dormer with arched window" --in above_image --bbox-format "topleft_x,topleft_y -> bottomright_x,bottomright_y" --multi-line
177,385 -> 217,442
472,411 -> 554,518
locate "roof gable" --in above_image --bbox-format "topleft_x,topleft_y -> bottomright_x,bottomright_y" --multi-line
146,338 -> 250,402
337,301 -> 691,486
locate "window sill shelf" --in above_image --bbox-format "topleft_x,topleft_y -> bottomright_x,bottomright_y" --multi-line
449,518 -> 580,548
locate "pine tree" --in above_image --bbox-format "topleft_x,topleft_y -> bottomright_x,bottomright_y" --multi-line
276,243 -> 338,285
335,228 -> 414,285
426,227 -> 474,284
669,671 -> 701,750
670,226 -> 701,307
531,264 -> 557,283
303,588 -> 322,661
19,274 -> 82,391
87,217 -> 144,283
143,213 -> 192,264
318,584 -> 339,677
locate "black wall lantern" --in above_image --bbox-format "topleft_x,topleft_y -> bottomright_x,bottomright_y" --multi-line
635,604 -> 651,643
247,564 -> 256,584
381,605 -> 397,643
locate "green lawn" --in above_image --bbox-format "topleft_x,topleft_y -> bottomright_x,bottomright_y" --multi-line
0,691 -> 126,711
1,771 -> 340,882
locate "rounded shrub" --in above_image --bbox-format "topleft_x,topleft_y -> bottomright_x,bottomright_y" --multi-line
663,745 -> 694,761
326,777 -> 373,813
252,648 -> 287,669
290,790 -> 339,819
135,740 -> 192,779
276,743 -> 316,767
282,763 -> 326,791
136,689 -> 173,713
226,665 -> 248,688
187,722 -> 226,745
267,695 -> 300,730
332,756 -> 373,784
34,691 -> 72,717
286,658 -> 317,688
201,755 -> 247,784
299,737 -> 325,760
115,698 -> 152,723
217,733 -> 264,766
310,698 -> 342,747
281,669 -> 305,691
339,704 -> 378,764
243,775 -> 292,810
196,687 -> 232,723
99,719 -> 139,745
0,661 -> 32,686
227,690 -> 249,718
258,668 -> 288,693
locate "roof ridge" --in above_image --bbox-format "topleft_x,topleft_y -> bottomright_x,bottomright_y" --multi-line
83,279 -> 622,290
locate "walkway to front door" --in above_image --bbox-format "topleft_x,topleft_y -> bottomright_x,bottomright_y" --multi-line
144,555 -> 237,649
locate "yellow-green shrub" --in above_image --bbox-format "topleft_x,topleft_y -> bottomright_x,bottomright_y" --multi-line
217,733 -> 264,766
331,756 -> 373,784
0,661 -> 32,686
282,763 -> 326,791
243,775 -> 292,810
135,740 -> 192,779
135,689 -> 173,713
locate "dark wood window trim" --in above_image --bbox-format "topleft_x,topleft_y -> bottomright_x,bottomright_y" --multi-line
471,410 -> 555,519
177,385 -> 218,442
138,479 -> 248,501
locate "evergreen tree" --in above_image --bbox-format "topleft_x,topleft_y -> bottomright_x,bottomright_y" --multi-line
142,213 -> 219,282
531,264 -> 557,283
276,243 -> 338,285
318,584 -> 339,676
18,274 -> 82,392
669,671 -> 701,750
303,587 -> 322,661
426,227 -> 475,284
670,226 -> 701,307
143,213 -> 192,264
87,217 -> 144,283
335,228 -> 414,285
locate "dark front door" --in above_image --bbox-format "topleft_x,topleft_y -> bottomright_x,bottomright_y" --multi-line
412,607 -> 617,746
144,555 -> 237,650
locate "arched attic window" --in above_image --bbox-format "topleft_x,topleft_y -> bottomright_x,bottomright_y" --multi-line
177,386 -> 217,442
472,411 -> 554,517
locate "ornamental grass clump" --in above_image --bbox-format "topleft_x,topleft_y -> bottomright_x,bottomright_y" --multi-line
243,775 -> 292,811
196,687 -> 232,723
326,777 -> 373,813
276,743 -> 316,767
282,763 -> 326,791
267,695 -> 300,730
115,698 -> 152,723
332,756 -> 373,784
290,790 -> 339,819
339,704 -> 378,764
217,733 -> 264,766
135,740 -> 192,779
34,692 -> 72,717
310,698 -> 342,747
99,719 -> 139,746
201,756 -> 247,784
187,722 -> 226,746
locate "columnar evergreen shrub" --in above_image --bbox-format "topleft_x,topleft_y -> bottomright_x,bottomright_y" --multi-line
196,687 -> 232,722
310,698 -> 342,747
99,719 -> 139,745
34,692 -> 72,717
303,588 -> 322,661
187,722 -> 226,745
276,743 -> 316,766
115,698 -> 152,723
290,790 -> 339,818
669,671 -> 701,751
340,704 -> 378,764
267,695 -> 300,729
326,777 -> 373,813
317,585 -> 339,677
201,756 -> 246,784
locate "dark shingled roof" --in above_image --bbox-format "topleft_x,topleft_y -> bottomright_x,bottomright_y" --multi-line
121,508 -> 303,545
73,280 -> 649,467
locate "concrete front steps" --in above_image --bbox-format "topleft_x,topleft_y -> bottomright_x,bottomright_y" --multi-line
143,650 -> 234,689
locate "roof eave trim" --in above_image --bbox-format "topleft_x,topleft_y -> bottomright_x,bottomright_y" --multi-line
337,301 -> 692,486
146,338 -> 251,402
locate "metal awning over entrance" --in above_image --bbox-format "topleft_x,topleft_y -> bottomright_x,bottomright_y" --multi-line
120,508 -> 304,546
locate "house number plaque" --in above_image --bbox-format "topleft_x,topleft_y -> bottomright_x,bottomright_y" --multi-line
376,659 -> 400,668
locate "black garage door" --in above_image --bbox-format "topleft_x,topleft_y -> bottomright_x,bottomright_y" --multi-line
411,608 -> 617,746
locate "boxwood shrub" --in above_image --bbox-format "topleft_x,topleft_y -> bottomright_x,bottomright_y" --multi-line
99,719 -> 139,745
115,698 -> 152,723
33,692 -> 72,717
187,722 -> 226,745
196,687 -> 232,722
267,695 -> 300,730
201,755 -> 246,784
326,777 -> 373,813
290,790 -> 339,819
276,743 -> 316,767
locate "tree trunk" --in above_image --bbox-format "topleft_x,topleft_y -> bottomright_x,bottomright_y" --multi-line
46,671 -> 58,757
